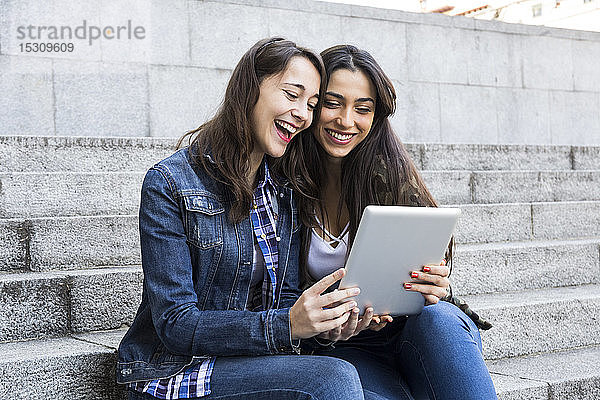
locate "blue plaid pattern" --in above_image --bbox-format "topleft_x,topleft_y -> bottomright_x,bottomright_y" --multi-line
129,161 -> 279,399
128,357 -> 215,399
249,162 -> 279,309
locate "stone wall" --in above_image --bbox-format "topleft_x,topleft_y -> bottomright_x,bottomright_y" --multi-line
1,0 -> 599,144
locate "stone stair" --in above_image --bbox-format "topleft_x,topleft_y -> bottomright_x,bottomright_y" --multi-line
0,136 -> 599,399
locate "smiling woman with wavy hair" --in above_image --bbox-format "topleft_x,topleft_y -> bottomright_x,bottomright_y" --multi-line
117,38 -> 366,400
275,44 -> 497,400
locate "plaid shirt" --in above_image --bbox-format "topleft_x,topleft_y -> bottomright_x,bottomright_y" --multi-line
248,161 -> 280,310
129,161 -> 280,399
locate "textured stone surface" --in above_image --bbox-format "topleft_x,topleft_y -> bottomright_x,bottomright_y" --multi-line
573,40 -> 600,92
73,327 -> 128,349
0,215 -> 139,271
0,335 -> 125,399
467,30 -> 521,88
0,219 -> 25,271
532,201 -> 600,241
451,203 -> 532,244
0,268 -> 141,341
406,24 -> 470,84
97,0 -> 152,64
53,60 -> 149,137
0,172 -> 144,218
424,169 -> 600,205
148,65 -> 231,137
0,56 -> 54,136
0,0 -> 102,61
0,135 -> 176,172
573,146 -> 600,170
0,272 -> 68,342
268,8 -> 345,56
522,35 -> 573,91
404,82 -> 442,143
491,373 -> 548,400
450,201 -> 600,244
471,171 -> 600,204
439,84 -> 499,144
453,239 -> 600,295
420,171 -> 472,205
339,16 -> 407,83
496,88 -> 552,145
466,285 -> 600,360
28,215 -> 140,271
69,267 -> 143,332
416,143 -> 572,171
189,1 -> 268,70
550,90 -> 600,146
488,345 -> 600,400
1,0 -> 600,145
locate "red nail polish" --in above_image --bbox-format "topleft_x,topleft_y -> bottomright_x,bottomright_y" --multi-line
423,266 -> 431,272
404,283 -> 412,289
411,271 -> 419,278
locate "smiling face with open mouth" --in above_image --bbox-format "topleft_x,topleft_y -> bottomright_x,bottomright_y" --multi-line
315,68 -> 376,160
251,56 -> 321,160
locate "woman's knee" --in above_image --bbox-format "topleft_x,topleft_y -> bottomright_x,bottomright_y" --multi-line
308,356 -> 363,400
408,301 -> 477,339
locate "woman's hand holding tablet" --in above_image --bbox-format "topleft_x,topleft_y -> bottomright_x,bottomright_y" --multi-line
290,268 -> 361,339
404,260 -> 451,305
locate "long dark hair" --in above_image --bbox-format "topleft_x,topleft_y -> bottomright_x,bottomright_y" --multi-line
275,44 -> 453,286
178,37 -> 326,222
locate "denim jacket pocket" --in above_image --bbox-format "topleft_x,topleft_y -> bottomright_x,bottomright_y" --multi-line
183,194 -> 225,249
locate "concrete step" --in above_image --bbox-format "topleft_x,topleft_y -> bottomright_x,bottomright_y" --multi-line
0,135 -> 175,173
0,215 -> 140,272
453,200 -> 600,244
424,170 -> 600,205
0,330 -> 126,399
406,143 -> 600,171
2,254 -> 597,356
3,170 -> 600,218
0,172 -> 144,218
1,327 -> 598,399
491,345 -> 600,400
0,267 -> 142,342
453,238 -> 600,296
2,200 -> 598,272
490,345 -> 600,400
464,284 -> 600,360
3,136 -> 600,172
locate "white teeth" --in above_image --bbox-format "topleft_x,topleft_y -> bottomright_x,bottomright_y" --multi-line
275,120 -> 297,134
326,129 -> 353,141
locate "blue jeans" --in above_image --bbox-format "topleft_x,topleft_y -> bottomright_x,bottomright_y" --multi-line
128,355 -> 364,400
318,301 -> 497,400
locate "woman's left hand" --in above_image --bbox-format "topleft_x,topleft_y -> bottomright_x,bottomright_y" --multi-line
403,261 -> 450,305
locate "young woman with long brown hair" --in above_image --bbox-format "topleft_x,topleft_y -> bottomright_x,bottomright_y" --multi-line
116,38 -> 365,400
276,44 -> 497,400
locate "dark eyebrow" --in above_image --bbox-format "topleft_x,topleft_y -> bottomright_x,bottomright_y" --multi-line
326,91 -> 375,104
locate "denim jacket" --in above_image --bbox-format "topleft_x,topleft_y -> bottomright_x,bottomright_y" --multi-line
116,148 -> 302,384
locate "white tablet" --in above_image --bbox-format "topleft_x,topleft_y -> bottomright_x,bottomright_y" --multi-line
338,205 -> 460,316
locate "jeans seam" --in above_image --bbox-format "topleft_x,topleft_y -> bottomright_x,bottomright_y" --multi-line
398,340 -> 437,400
